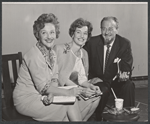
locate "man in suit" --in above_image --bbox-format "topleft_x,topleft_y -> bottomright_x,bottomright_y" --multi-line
83,16 -> 135,121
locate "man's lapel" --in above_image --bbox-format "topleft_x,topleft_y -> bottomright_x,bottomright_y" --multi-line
106,35 -> 120,69
96,35 -> 104,71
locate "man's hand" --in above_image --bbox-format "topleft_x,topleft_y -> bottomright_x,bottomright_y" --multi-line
118,71 -> 130,82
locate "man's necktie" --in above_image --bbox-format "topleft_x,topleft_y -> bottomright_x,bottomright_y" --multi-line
104,44 -> 110,73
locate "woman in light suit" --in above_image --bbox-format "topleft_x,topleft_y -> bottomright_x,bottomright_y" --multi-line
13,13 -> 88,121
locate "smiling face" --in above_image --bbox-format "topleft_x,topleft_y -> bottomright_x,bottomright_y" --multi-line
39,23 -> 56,49
101,19 -> 118,45
72,26 -> 88,47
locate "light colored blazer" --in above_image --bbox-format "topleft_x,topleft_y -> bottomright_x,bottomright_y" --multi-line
14,44 -> 58,94
54,43 -> 89,86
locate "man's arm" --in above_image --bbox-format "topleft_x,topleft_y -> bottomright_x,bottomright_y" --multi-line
120,41 -> 133,71
119,40 -> 133,81
83,40 -> 90,53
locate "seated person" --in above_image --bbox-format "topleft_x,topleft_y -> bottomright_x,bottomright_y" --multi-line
13,13 -> 89,122
54,18 -> 102,121
83,16 -> 135,121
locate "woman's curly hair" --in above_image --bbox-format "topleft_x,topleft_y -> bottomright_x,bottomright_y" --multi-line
33,13 -> 60,41
69,18 -> 93,41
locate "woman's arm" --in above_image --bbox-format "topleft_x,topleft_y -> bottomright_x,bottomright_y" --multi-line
42,84 -> 71,96
24,53 -> 74,96
66,80 -> 78,86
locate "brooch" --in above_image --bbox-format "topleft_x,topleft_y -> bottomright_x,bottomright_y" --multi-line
63,43 -> 71,54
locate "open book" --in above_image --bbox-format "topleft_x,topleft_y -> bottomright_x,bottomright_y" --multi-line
79,93 -> 101,101
52,85 -> 78,103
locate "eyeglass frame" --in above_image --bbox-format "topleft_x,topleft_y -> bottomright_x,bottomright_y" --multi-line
100,27 -> 117,33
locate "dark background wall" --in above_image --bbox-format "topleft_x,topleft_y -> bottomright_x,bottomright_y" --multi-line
2,2 -> 148,76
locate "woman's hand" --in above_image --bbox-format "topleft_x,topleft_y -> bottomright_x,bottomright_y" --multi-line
81,88 -> 96,98
90,84 -> 103,95
90,77 -> 103,84
42,93 -> 54,106
51,78 -> 59,87
68,87 -> 83,97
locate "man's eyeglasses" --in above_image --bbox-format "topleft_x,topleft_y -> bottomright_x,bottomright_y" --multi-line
101,27 -> 115,32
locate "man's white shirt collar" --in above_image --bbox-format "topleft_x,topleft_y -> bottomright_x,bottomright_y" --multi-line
103,39 -> 115,73
104,39 -> 115,47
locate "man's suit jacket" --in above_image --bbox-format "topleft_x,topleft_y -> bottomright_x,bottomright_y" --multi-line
84,34 -> 133,85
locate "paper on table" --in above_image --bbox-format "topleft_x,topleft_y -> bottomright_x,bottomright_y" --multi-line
58,85 -> 78,89
52,85 -> 78,103
53,96 -> 76,103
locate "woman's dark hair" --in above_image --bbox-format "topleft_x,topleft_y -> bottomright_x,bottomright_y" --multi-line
69,18 -> 93,41
33,13 -> 60,41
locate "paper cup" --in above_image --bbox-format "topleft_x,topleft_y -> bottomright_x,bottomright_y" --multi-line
115,98 -> 124,111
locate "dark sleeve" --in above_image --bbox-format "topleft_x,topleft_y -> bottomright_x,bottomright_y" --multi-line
120,40 -> 133,73
83,41 -> 90,53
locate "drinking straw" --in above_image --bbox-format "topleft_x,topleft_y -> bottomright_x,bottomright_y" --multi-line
123,108 -> 130,114
113,75 -> 117,81
136,102 -> 140,108
111,88 -> 117,99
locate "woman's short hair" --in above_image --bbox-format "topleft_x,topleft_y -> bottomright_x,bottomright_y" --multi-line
69,18 -> 93,41
101,16 -> 119,29
33,13 -> 60,41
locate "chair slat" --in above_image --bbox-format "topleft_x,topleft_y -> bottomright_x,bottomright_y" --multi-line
2,52 -> 35,121
18,52 -> 22,66
2,52 -> 22,111
3,54 -> 20,61
12,60 -> 17,85
2,61 -> 13,108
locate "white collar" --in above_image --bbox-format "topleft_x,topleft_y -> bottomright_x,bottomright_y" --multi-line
104,39 -> 115,47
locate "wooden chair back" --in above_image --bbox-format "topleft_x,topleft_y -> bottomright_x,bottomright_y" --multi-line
2,52 -> 22,108
2,52 -> 35,121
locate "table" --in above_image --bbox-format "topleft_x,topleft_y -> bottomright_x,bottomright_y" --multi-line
102,109 -> 140,122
